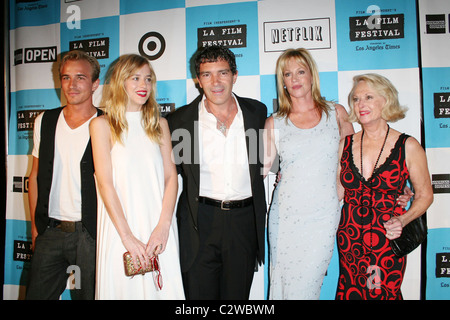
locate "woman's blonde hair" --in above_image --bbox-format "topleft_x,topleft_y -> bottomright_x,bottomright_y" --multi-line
101,54 -> 161,144
275,48 -> 330,119
348,73 -> 407,123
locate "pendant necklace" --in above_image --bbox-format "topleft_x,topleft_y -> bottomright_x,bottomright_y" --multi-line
359,124 -> 390,254
360,124 -> 390,180
216,118 -> 229,135
205,101 -> 232,136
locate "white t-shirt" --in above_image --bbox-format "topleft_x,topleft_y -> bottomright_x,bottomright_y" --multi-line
198,95 -> 252,201
32,110 -> 97,221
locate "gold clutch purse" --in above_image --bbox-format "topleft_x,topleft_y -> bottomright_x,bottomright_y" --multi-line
123,252 -> 163,290
123,252 -> 159,276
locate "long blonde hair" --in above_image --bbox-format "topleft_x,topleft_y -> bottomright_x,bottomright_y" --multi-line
101,54 -> 161,144
275,48 -> 330,119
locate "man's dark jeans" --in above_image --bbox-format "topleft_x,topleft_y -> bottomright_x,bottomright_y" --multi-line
25,222 -> 96,300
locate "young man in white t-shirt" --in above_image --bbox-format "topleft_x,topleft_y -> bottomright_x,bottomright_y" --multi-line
26,50 -> 101,300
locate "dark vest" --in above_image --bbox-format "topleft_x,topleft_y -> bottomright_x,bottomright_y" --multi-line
34,107 -> 103,238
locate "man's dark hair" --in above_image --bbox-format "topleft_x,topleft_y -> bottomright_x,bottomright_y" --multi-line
194,46 -> 237,77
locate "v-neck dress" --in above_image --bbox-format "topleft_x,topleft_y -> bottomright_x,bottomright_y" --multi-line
336,133 -> 410,300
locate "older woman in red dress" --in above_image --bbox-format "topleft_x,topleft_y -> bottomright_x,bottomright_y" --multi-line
336,73 -> 433,300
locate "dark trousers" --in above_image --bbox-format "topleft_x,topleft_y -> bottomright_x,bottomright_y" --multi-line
182,202 -> 257,300
25,222 -> 96,300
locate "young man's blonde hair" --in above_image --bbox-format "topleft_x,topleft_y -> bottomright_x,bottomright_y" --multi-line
60,50 -> 100,82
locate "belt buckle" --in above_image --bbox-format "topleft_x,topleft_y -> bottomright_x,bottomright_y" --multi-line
220,200 -> 231,211
59,221 -> 76,232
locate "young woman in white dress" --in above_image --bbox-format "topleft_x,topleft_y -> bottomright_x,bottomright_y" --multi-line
90,54 -> 184,299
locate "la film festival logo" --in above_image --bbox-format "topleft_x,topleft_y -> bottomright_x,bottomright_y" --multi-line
349,5 -> 405,41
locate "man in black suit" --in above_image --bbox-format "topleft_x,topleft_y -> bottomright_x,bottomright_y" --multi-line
167,46 -> 267,300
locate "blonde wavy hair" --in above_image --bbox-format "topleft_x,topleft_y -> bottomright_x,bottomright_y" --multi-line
348,73 -> 407,123
101,54 -> 161,144
275,48 -> 330,119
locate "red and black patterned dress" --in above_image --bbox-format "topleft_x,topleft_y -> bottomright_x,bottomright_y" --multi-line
336,133 -> 410,300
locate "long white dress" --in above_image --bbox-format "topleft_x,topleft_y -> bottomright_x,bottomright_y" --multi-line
268,105 -> 341,300
95,112 -> 184,300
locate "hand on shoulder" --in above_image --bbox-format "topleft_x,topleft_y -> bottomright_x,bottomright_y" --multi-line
334,103 -> 354,138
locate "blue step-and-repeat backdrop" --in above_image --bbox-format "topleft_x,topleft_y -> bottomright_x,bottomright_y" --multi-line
5,0 -> 450,300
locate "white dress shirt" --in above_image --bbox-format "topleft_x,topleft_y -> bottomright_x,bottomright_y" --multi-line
198,95 -> 252,201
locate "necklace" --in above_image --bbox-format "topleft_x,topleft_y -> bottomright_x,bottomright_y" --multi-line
216,118 -> 229,135
360,124 -> 390,180
359,124 -> 390,254
205,101 -> 232,135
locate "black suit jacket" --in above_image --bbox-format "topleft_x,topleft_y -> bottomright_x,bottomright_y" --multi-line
167,94 -> 267,273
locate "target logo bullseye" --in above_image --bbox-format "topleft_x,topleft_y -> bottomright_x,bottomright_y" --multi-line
138,32 -> 166,60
